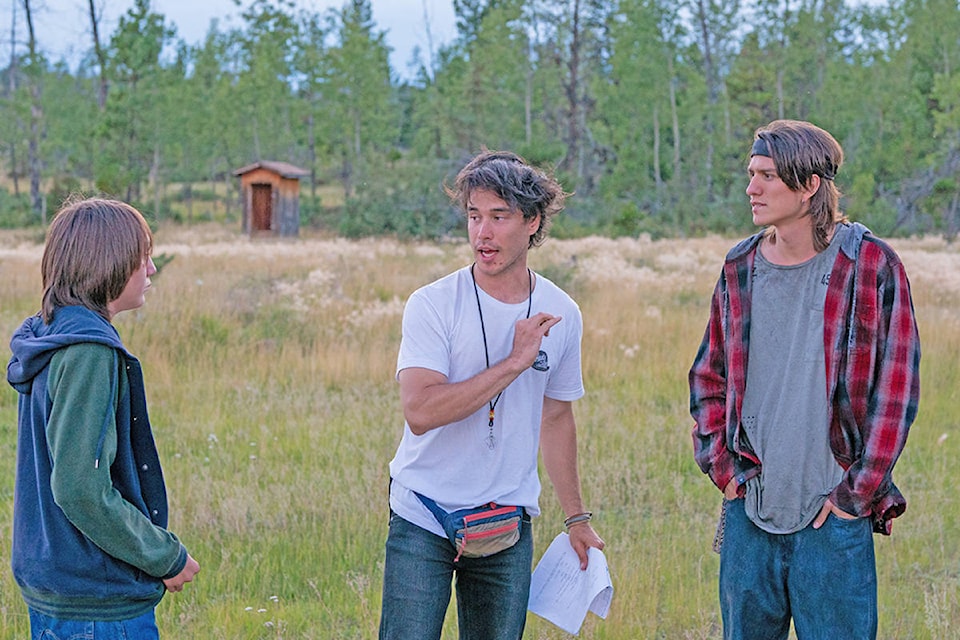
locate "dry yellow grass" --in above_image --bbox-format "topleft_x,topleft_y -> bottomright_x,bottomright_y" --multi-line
0,225 -> 957,639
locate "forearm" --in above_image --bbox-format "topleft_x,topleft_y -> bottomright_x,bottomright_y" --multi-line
689,312 -> 738,490
401,356 -> 529,434
834,260 -> 920,514
50,425 -> 187,578
541,398 -> 605,567
48,345 -> 185,578
540,399 -> 587,517
54,473 -> 186,578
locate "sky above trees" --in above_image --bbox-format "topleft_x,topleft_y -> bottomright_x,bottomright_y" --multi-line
0,0 -> 456,80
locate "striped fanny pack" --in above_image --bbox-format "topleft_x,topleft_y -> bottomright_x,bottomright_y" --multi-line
415,492 -> 524,562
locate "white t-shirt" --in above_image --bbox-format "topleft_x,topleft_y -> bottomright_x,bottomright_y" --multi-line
388,266 -> 585,538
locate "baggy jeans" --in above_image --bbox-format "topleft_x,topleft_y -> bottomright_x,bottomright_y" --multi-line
719,498 -> 877,640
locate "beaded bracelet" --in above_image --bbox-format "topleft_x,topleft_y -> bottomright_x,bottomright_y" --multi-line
564,512 -> 593,529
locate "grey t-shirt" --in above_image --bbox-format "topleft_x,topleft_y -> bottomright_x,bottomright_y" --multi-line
741,226 -> 849,533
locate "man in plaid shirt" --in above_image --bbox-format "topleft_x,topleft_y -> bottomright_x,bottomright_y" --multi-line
689,120 -> 920,640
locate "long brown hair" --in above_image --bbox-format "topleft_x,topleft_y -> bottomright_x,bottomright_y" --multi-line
754,120 -> 848,251
41,197 -> 153,323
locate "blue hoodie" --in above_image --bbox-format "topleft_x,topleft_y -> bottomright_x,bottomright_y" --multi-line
7,305 -> 187,621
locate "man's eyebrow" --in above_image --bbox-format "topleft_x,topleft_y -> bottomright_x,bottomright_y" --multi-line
467,203 -> 514,212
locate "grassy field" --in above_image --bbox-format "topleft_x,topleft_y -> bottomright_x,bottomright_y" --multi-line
0,224 -> 957,639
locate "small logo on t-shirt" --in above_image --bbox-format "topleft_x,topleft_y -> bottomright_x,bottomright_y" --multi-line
532,350 -> 549,371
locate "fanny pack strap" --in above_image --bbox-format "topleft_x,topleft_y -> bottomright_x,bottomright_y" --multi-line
414,491 -> 451,524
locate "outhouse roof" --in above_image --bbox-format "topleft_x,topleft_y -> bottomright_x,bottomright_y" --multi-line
233,160 -> 310,179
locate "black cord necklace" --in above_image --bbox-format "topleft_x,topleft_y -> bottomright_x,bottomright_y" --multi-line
470,264 -> 533,450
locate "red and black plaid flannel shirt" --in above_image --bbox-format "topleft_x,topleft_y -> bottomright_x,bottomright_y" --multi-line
689,223 -> 921,535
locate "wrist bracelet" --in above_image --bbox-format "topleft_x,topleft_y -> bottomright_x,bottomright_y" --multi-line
564,512 -> 593,529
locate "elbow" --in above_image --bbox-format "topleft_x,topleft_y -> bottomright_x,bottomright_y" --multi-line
402,406 -> 437,436
407,423 -> 430,436
51,484 -> 97,524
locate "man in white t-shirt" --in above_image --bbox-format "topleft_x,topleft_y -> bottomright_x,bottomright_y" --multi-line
378,150 -> 604,640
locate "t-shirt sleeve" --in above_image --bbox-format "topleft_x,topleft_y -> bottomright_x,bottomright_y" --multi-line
544,301 -> 585,401
396,289 -> 451,379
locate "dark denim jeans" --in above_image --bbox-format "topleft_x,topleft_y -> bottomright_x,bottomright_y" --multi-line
379,511 -> 533,640
28,608 -> 159,640
719,498 -> 877,640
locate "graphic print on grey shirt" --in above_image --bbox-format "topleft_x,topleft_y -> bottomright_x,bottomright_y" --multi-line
740,225 -> 849,534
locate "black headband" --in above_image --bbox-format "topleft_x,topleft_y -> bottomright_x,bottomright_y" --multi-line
750,138 -> 770,157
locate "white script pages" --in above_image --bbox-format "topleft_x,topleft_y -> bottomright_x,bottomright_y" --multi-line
527,532 -> 613,635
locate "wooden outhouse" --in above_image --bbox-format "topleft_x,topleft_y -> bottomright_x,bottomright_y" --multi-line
233,160 -> 310,237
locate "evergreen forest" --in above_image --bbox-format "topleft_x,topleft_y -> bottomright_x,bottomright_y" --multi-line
2,0 -> 959,240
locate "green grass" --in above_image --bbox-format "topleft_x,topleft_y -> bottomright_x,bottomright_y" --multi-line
0,226 -> 957,639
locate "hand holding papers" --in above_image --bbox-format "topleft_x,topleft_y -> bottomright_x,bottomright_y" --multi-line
528,532 -> 613,635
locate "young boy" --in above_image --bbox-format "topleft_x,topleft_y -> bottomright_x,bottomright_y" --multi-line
7,197 -> 200,638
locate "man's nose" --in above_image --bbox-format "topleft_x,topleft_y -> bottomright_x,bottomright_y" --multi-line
476,219 -> 493,238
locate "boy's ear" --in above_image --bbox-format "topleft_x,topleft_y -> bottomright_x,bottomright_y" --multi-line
803,174 -> 821,201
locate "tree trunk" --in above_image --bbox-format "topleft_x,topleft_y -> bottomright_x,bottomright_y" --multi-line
22,0 -> 44,216
87,0 -> 108,110
525,34 -> 532,146
353,110 -> 362,165
694,0 -> 717,203
653,105 -> 662,190
151,143 -> 163,219
669,58 -> 680,179
307,107 -> 317,200
8,3 -> 20,196
563,0 -> 582,179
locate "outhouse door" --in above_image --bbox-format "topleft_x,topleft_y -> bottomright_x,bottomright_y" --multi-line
252,184 -> 273,231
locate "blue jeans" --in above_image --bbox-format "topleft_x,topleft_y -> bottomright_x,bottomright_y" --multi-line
719,498 -> 877,640
379,511 -> 533,640
28,608 -> 159,640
